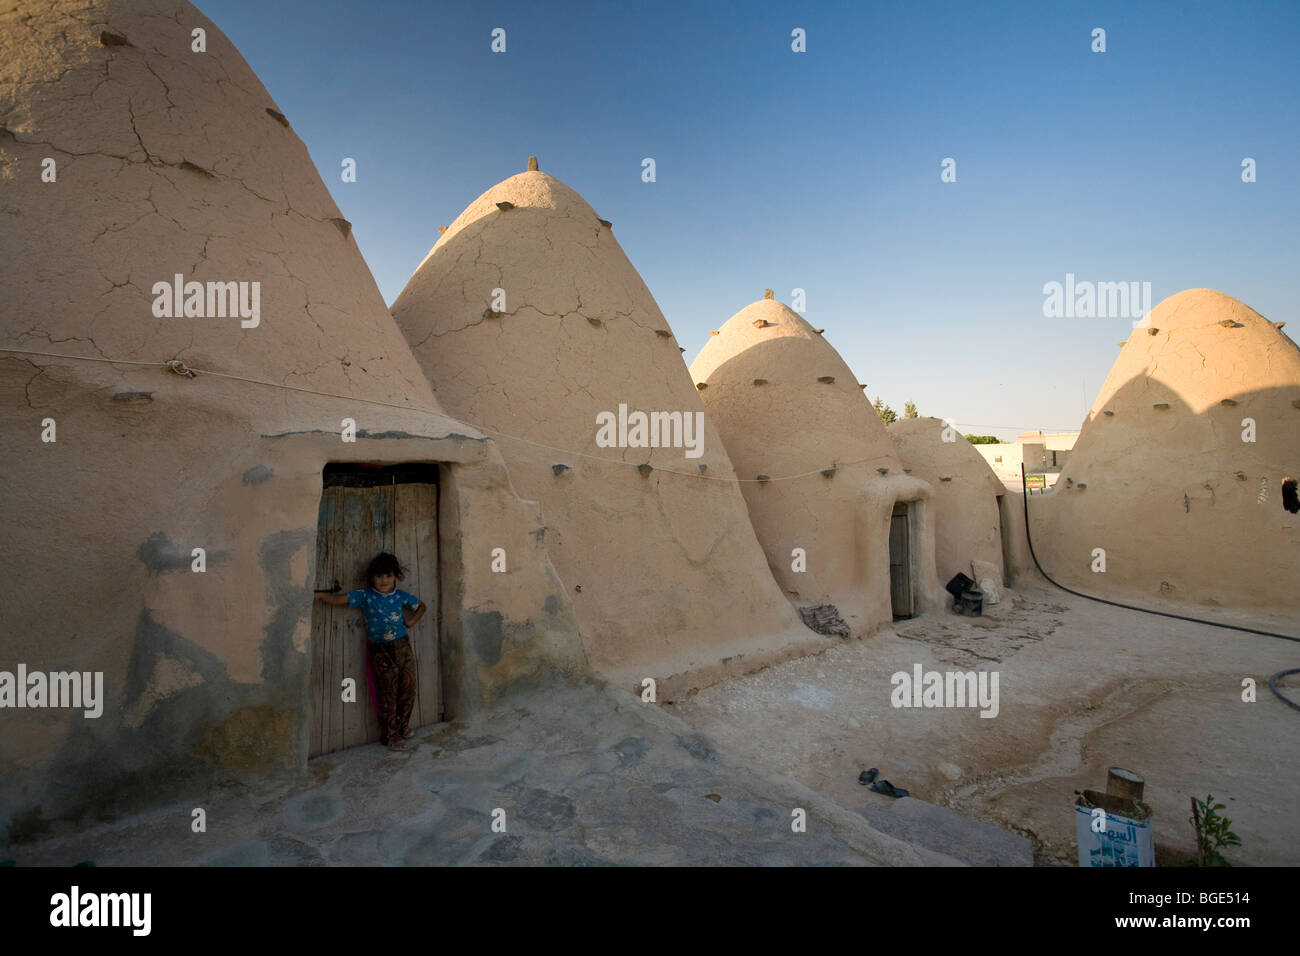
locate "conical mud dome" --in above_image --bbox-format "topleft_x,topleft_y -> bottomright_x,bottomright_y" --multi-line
0,0 -> 437,405
690,297 -> 941,633
1030,289 -> 1300,611
0,0 -> 582,836
392,169 -> 815,687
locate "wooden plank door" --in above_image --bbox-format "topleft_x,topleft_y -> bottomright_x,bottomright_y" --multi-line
889,502 -> 913,619
308,468 -> 440,757
392,481 -> 441,730
309,482 -> 390,756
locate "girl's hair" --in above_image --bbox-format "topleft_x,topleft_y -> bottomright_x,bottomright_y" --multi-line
366,552 -> 405,582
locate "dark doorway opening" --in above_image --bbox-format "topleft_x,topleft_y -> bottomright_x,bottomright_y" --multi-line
309,462 -> 441,757
996,493 -> 1014,586
889,501 -> 916,620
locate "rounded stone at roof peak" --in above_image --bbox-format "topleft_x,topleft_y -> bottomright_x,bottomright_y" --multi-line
690,298 -> 854,386
430,168 -> 600,250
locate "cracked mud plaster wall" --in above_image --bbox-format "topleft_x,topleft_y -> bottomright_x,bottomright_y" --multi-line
392,171 -> 822,694
890,417 -> 1006,586
690,299 -> 944,635
435,456 -> 586,717
0,0 -> 582,840
1029,290 -> 1300,612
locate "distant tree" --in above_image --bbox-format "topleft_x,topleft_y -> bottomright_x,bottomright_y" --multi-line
903,400 -> 919,419
966,435 -> 1000,444
873,396 -> 898,426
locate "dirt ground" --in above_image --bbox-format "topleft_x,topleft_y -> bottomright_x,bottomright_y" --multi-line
671,580 -> 1300,866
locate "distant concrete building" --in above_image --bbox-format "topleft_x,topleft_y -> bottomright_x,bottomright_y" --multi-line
976,431 -> 1079,487
1017,431 -> 1079,472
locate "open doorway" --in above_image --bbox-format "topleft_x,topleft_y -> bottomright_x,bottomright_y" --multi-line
996,493 -> 1014,586
889,501 -> 916,620
309,462 -> 441,757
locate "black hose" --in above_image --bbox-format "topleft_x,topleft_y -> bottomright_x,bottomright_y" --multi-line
1018,464 -> 1300,711
1268,669 -> 1300,713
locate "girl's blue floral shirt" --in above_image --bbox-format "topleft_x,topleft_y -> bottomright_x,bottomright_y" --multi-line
346,588 -> 421,643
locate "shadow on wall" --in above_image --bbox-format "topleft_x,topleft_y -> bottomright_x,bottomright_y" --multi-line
1027,377 -> 1300,612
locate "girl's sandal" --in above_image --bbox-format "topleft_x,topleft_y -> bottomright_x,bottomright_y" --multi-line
387,736 -> 406,751
399,727 -> 416,740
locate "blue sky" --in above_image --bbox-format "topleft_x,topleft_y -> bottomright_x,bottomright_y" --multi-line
200,0 -> 1299,439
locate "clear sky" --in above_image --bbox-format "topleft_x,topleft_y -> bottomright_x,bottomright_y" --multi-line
199,0 -> 1298,440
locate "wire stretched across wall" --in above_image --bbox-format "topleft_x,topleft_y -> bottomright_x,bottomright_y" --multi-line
1,347 -> 905,483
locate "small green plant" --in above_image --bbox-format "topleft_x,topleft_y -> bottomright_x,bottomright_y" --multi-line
1189,794 -> 1240,866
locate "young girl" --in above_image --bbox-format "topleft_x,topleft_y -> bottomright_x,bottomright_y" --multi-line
315,552 -> 426,750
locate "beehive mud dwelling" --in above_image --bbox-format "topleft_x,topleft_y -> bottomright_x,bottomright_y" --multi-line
0,0 -> 585,838
1029,289 -> 1300,612
889,416 -> 1008,590
690,295 -> 943,635
392,169 -> 822,694
6,0 -> 1294,859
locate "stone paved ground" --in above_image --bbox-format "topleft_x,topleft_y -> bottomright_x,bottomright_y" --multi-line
14,677 -> 975,867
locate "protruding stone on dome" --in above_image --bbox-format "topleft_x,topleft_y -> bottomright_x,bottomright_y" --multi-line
528,155 -> 539,171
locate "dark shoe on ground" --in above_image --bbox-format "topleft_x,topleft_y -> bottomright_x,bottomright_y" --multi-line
870,779 -> 909,798
858,768 -> 879,786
